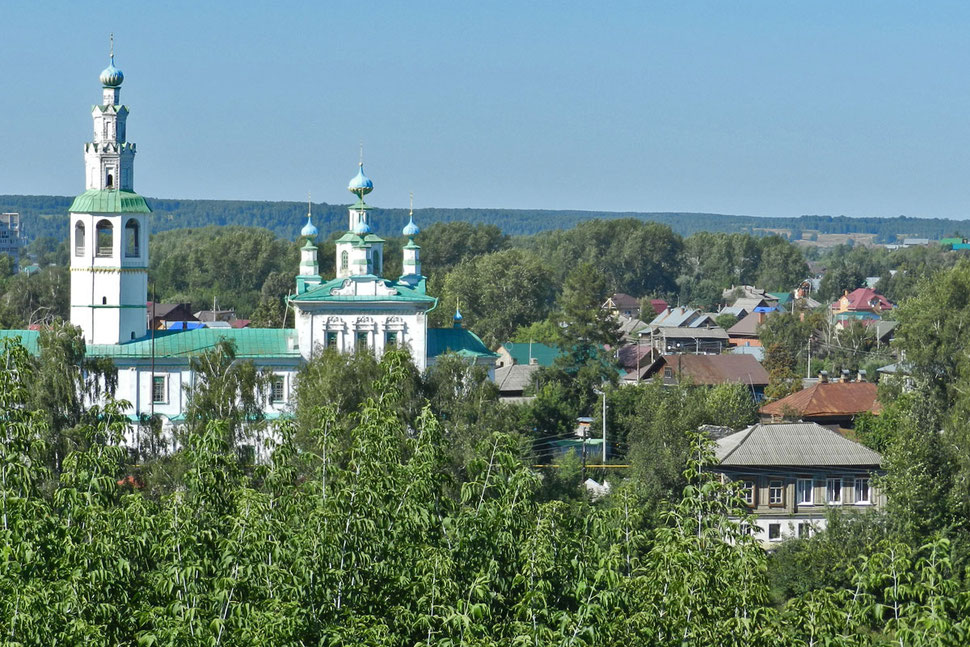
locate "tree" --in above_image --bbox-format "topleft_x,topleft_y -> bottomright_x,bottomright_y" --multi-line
435,248 -> 556,346
183,338 -> 272,454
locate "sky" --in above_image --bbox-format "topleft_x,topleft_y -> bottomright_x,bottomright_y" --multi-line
2,1 -> 970,219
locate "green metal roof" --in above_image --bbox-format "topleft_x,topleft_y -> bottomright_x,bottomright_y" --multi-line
0,330 -> 39,355
767,291 -> 792,304
292,276 -> 435,304
87,328 -> 300,359
0,328 -> 299,360
427,327 -> 498,360
69,189 -> 152,214
502,342 -> 561,367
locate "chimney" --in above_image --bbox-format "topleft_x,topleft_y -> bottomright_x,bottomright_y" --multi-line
840,369 -> 850,383
818,370 -> 828,383
857,369 -> 867,382
530,357 -> 538,365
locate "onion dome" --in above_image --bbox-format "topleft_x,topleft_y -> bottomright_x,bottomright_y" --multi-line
301,214 -> 318,238
454,307 -> 463,324
352,219 -> 372,235
402,215 -> 420,237
348,163 -> 373,197
100,55 -> 124,87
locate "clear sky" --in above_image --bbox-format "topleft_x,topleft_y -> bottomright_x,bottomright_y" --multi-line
3,1 -> 970,218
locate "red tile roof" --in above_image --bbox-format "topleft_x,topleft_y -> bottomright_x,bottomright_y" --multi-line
760,381 -> 881,418
650,299 -> 668,315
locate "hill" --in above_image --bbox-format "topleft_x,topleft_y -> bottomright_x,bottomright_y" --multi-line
1,194 -> 967,243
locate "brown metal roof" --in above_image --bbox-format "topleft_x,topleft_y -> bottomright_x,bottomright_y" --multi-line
651,353 -> 769,386
759,381 -> 881,418
727,311 -> 764,337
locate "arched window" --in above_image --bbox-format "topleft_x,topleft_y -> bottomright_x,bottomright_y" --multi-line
340,250 -> 349,271
74,221 -> 85,256
105,171 -> 114,189
124,219 -> 140,257
95,219 -> 113,257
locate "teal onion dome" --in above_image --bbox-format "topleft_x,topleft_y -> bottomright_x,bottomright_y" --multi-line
352,219 -> 372,235
402,215 -> 420,237
348,163 -> 373,197
454,307 -> 463,323
301,214 -> 318,238
100,56 -> 124,87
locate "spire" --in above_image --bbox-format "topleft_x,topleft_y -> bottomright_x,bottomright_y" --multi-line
453,300 -> 463,328
100,34 -> 124,88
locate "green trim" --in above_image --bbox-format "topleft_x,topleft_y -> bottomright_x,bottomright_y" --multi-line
69,189 -> 152,214
75,304 -> 148,309
71,266 -> 148,273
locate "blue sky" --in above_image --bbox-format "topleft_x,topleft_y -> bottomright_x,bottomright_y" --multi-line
3,1 -> 970,218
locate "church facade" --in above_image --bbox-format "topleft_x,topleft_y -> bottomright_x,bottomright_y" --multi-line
1,50 -> 496,443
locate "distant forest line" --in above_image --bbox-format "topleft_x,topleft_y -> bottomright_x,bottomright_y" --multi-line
3,194 -> 968,243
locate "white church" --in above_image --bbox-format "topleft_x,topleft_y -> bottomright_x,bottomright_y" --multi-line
1,49 -> 497,439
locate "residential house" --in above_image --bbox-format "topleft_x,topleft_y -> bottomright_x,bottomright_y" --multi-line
759,379 -> 881,428
616,315 -> 650,343
714,422 -> 884,546
830,288 -> 893,323
645,326 -> 730,355
648,298 -> 668,316
727,309 -> 774,348
495,341 -> 561,369
602,293 -> 641,318
147,302 -> 198,330
494,362 -> 538,403
635,353 -> 769,398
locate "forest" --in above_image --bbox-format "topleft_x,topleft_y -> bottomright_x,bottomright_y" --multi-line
3,193 -> 969,241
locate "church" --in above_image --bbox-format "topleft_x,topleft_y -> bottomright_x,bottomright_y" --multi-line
1,49 -> 497,439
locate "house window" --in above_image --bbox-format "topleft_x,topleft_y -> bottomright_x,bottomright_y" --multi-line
356,331 -> 368,352
826,478 -> 843,505
386,331 -> 398,349
854,478 -> 871,504
74,221 -> 85,256
271,376 -> 285,403
124,219 -> 140,257
325,331 -> 338,350
797,523 -> 811,539
796,478 -> 814,505
768,480 -> 784,506
95,219 -> 113,257
740,480 -> 755,506
768,523 -> 781,541
151,376 -> 166,403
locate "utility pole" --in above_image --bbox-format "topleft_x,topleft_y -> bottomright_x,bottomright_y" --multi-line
602,389 -> 607,463
805,335 -> 812,379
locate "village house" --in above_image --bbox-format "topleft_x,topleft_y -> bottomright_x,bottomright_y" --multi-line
759,377 -> 881,429
632,353 -> 769,398
714,422 -> 884,547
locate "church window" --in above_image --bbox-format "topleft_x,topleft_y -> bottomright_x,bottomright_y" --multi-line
340,251 -> 349,271
102,296 -> 107,305
124,219 -> 140,257
74,221 -> 86,256
152,376 -> 167,403
106,171 -> 114,189
356,331 -> 368,352
326,331 -> 338,350
373,250 -> 382,275
95,220 -> 113,257
271,376 -> 285,403
386,331 -> 398,348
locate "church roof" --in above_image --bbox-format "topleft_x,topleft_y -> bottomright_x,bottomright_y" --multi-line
0,328 -> 299,360
292,276 -> 436,304
69,189 -> 151,214
427,327 -> 498,360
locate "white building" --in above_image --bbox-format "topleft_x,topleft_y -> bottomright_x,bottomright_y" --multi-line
1,48 -> 497,447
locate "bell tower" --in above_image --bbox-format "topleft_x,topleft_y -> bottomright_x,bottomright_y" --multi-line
69,37 -> 151,345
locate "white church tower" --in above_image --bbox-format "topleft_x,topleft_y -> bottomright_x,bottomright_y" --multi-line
69,39 -> 151,345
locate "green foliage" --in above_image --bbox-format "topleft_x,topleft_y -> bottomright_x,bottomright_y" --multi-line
434,248 -> 556,346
